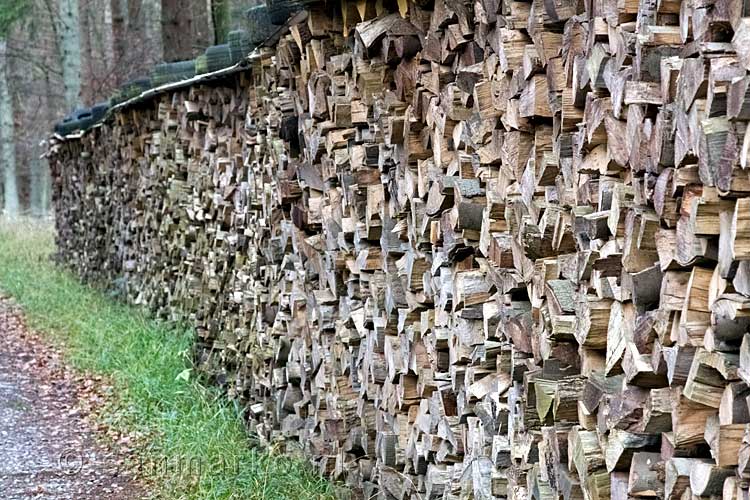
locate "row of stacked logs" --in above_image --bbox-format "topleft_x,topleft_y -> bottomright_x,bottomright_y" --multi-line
49,0 -> 750,498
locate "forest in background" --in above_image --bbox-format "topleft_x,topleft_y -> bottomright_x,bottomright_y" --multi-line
0,0 -> 260,218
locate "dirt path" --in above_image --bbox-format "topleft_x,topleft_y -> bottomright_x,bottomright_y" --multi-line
0,297 -> 144,499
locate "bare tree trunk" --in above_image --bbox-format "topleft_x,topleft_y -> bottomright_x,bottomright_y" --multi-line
0,39 -> 19,218
38,60 -> 58,217
59,0 -> 82,108
211,0 -> 229,43
111,0 -> 128,79
29,157 -> 42,216
204,0 -> 215,46
103,0 -> 115,70
41,160 -> 50,214
161,0 -> 215,60
38,160 -> 50,216
81,1 -> 93,104
144,0 -> 162,64
161,0 -> 187,61
29,156 -> 50,217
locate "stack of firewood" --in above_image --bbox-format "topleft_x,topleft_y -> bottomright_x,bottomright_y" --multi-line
49,0 -> 750,498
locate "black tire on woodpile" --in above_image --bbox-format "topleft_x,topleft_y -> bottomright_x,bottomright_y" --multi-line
76,102 -> 107,127
195,55 -> 208,75
54,102 -> 109,136
265,0 -> 316,25
110,77 -> 152,106
90,102 -> 109,123
60,109 -> 93,135
54,114 -> 77,136
227,30 -> 253,62
151,60 -> 196,87
244,5 -> 276,44
204,44 -> 234,72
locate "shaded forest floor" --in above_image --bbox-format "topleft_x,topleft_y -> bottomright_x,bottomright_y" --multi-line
0,219 -> 344,500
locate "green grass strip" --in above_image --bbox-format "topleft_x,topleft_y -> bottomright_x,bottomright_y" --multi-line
0,220 -> 341,500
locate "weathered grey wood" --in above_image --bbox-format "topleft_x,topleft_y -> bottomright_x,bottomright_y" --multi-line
47,1 -> 750,498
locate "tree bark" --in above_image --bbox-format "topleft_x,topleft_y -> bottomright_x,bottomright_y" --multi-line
211,0 -> 229,43
103,0 -> 115,70
143,0 -> 162,64
205,0 -> 215,45
161,0 -> 215,60
58,0 -> 82,109
161,0 -> 194,60
111,0 -> 128,75
29,158 -> 50,217
0,39 -> 19,218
